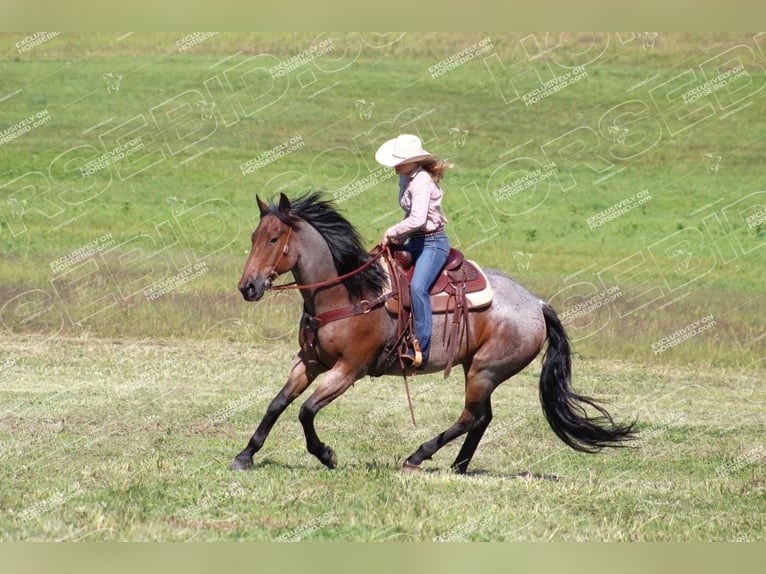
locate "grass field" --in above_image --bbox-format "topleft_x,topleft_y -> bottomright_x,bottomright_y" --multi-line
1,334 -> 764,541
0,32 -> 764,541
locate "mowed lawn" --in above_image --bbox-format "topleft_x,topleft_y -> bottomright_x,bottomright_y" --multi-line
0,33 -> 764,541
0,334 -> 763,541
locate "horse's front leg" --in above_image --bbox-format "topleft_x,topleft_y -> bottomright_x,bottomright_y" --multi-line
230,353 -> 320,470
297,363 -> 359,469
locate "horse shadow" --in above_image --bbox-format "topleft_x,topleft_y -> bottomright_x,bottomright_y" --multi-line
241,457 -> 560,481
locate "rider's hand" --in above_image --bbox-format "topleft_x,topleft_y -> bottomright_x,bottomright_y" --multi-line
381,226 -> 400,247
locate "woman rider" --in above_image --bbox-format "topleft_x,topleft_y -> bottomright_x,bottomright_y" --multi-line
376,134 -> 450,368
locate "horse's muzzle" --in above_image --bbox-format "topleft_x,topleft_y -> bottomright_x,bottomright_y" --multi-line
239,277 -> 268,302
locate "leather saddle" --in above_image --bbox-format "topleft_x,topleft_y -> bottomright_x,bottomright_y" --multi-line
384,248 -> 493,314
382,247 -> 493,378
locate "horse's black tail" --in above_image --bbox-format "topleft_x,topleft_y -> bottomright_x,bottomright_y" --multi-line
539,302 -> 638,452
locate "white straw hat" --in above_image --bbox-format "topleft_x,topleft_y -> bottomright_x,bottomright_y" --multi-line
375,134 -> 433,167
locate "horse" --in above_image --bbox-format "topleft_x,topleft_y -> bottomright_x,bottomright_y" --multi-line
232,192 -> 637,474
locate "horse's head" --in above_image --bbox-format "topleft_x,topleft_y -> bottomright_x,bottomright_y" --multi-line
238,193 -> 299,302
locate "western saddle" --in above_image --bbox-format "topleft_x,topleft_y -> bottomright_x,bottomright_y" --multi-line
383,247 -> 493,377
298,245 -> 493,381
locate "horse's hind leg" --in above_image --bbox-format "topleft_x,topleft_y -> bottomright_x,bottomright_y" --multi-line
402,376 -> 493,471
451,396 -> 492,474
230,353 -> 318,470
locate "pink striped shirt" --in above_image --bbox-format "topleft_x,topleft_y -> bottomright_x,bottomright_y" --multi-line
386,167 -> 447,238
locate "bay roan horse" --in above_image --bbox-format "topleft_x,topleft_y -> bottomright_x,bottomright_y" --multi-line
233,192 -> 636,473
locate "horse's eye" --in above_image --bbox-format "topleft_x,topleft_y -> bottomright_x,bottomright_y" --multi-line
269,236 -> 279,245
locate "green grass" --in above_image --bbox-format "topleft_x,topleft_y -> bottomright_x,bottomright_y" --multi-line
1,32 -> 763,367
0,33 -> 764,540
0,335 -> 763,541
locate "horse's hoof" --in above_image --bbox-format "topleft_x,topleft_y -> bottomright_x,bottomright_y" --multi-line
323,448 -> 338,469
230,456 -> 254,471
401,461 -> 422,474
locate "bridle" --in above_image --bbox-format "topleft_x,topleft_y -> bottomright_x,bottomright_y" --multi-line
255,221 -> 415,425
263,225 -> 293,290
264,222 -> 387,292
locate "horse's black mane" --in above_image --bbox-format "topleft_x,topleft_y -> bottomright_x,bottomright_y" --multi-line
263,192 -> 388,300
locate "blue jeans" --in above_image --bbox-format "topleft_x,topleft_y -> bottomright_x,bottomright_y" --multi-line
404,231 -> 450,361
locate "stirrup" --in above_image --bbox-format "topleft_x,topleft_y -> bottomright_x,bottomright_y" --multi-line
400,340 -> 423,368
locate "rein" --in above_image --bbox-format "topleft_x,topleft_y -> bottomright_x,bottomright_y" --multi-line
269,237 -> 387,292
262,229 -> 417,427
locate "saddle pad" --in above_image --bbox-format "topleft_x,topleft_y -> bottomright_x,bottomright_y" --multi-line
384,260 -> 493,314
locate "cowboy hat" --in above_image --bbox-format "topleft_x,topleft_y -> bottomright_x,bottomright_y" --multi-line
375,134 -> 433,167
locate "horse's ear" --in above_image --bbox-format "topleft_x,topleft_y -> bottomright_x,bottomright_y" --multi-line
256,195 -> 268,217
278,193 -> 291,213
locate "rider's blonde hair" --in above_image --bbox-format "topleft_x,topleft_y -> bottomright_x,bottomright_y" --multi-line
417,157 -> 450,184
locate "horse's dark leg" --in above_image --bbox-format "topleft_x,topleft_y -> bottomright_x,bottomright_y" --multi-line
230,354 -> 318,470
402,408 -> 479,471
451,396 -> 492,474
403,367 -> 494,472
297,365 -> 357,469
